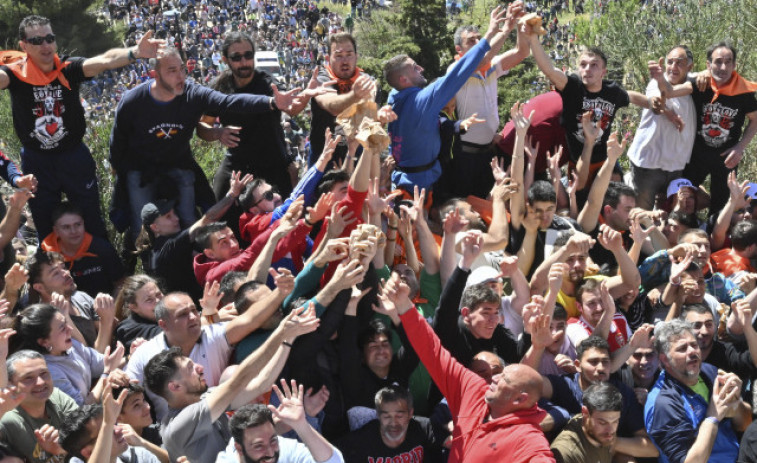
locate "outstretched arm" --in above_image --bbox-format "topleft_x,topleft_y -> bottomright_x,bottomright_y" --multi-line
83,30 -> 164,77
525,30 -> 568,91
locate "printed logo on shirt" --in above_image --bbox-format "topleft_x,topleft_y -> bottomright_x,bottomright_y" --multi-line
573,97 -> 617,145
148,123 -> 184,140
700,102 -> 738,147
30,84 -> 68,149
367,446 -> 424,463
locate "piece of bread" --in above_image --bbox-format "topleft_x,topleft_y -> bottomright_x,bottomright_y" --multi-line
518,12 -> 547,35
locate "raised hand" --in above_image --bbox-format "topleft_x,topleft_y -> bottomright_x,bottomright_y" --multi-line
8,188 -> 33,210
136,30 -> 166,60
281,303 -> 320,339
510,101 -> 535,135
34,424 -> 65,456
367,178 -> 401,217
317,238 -> 350,266
271,85 -> 302,112
547,146 -> 563,183
460,230 -> 484,268
442,207 -> 469,235
331,259 -> 366,291
307,192 -> 336,224
524,135 -> 540,163
228,170 -> 253,197
200,280 -> 222,314
399,185 -> 426,224
668,250 -> 694,285
499,255 -> 519,278
103,342 -> 125,373
597,224 -> 624,253
218,126 -> 242,148
15,174 -> 38,193
269,379 -> 306,429
376,272 -> 413,316
648,57 -> 665,83
299,66 -> 338,98
118,423 -> 144,447
564,232 -> 595,256
303,385 -> 330,417
598,279 -> 616,320
315,128 -> 342,171
270,268 -> 295,296
94,293 -> 116,323
630,218 -> 652,244
581,111 -> 599,142
629,323 -> 654,349
727,171 -> 750,209
490,157 -> 509,186
377,105 -> 398,124
606,132 -> 627,161
325,204 -> 356,239
531,313 -> 561,349
0,386 -> 25,416
460,113 -> 486,132
566,171 -> 579,198
548,262 -> 567,292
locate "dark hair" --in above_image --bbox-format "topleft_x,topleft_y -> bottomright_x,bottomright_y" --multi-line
238,179 -> 266,211
112,382 -> 146,405
460,283 -> 501,313
219,271 -> 247,306
731,220 -> 757,251
576,335 -> 610,360
316,170 -> 350,198
358,318 -> 391,352
438,198 -> 466,219
19,15 -> 51,40
230,404 -> 274,446
234,280 -> 266,314
582,383 -> 622,413
193,222 -> 229,250
706,41 -> 737,62
383,54 -> 411,89
553,304 -> 567,321
528,181 -> 557,205
222,31 -> 255,58
6,350 -> 44,382
667,210 -> 699,229
576,278 -> 602,304
51,202 -> 84,228
25,250 -> 66,301
59,404 -> 103,459
680,302 -> 711,319
328,32 -> 357,55
11,304 -> 59,354
580,46 -> 608,67
375,385 -> 413,410
602,182 -> 636,210
144,346 -> 183,398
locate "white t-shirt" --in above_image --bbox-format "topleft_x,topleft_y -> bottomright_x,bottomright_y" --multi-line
627,78 -> 696,172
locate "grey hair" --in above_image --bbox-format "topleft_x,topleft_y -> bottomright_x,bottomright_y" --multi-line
152,46 -> 182,70
153,291 -> 190,322
453,25 -> 479,47
7,350 -> 45,381
653,319 -> 696,355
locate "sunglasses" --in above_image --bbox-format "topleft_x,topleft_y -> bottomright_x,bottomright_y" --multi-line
252,189 -> 276,206
228,51 -> 254,62
25,34 -> 56,45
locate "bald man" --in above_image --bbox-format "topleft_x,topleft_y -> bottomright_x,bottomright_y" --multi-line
386,277 -> 554,463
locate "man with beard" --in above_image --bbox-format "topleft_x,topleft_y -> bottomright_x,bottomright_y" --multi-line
308,32 -> 375,168
110,46 -> 301,244
645,319 -> 751,462
530,227 -> 640,319
197,32 -> 320,202
218,398 -> 342,463
550,383 -> 623,463
653,42 -> 757,216
537,336 -> 658,460
143,306 -> 318,463
337,386 -> 441,463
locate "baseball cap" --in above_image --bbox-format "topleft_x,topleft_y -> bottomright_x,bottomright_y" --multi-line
465,266 -> 502,289
666,178 -> 695,198
745,183 -> 757,200
141,199 -> 175,227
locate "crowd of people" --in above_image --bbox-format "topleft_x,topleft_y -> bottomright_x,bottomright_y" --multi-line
0,0 -> 754,462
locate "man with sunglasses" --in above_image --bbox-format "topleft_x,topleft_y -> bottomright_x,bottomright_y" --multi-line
0,15 -> 164,242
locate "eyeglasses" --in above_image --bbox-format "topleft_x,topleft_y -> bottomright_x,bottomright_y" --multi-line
228,51 -> 254,62
25,34 -> 56,45
252,189 -> 276,206
632,352 -> 656,360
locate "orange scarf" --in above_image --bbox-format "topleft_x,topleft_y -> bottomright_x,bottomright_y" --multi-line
41,231 -> 98,267
455,52 -> 491,76
0,50 -> 71,90
324,63 -> 362,94
710,71 -> 757,103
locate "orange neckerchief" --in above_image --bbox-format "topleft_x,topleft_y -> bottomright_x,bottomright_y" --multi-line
0,50 -> 71,90
455,52 -> 491,77
41,231 -> 98,267
710,71 -> 757,103
324,63 -> 362,94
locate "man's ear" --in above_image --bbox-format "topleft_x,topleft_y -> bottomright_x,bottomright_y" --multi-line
573,357 -> 582,373
203,248 -> 216,260
454,45 -> 462,55
602,204 -> 612,217
81,444 -> 94,460
460,306 -> 471,318
158,319 -> 167,331
581,405 -> 590,420
32,282 -> 48,299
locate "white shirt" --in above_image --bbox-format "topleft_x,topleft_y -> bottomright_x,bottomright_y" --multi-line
450,54 -> 509,145
126,323 -> 231,421
627,78 -> 696,171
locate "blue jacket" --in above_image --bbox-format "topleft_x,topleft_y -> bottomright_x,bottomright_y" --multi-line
388,38 -> 491,190
645,363 -> 739,463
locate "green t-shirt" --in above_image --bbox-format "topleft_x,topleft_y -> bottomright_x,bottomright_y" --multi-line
691,376 -> 710,403
0,388 -> 78,463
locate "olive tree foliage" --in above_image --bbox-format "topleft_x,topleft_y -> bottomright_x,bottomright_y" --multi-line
573,0 -> 757,179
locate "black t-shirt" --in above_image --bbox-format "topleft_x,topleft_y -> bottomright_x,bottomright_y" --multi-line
507,215 -> 577,279
689,76 -> 757,156
337,417 -> 442,463
558,73 -> 630,163
588,225 -> 637,275
206,70 -> 290,173
738,420 -> 757,463
115,313 -> 162,354
1,56 -> 90,152
148,229 -> 202,300
70,235 -> 125,297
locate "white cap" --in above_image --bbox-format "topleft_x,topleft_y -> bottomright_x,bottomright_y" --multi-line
667,178 -> 695,198
465,266 -> 502,289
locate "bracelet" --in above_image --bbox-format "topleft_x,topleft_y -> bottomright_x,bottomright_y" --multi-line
304,216 -> 315,227
705,416 -> 720,426
128,48 -> 137,62
101,372 -> 110,379
387,238 -> 396,242
282,341 -> 293,348
387,225 -> 398,230
669,277 -> 681,286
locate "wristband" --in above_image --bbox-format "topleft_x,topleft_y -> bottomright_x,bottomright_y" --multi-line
282,341 -> 293,348
387,225 -> 398,230
705,416 -> 720,426
269,96 -> 278,111
101,372 -> 110,379
128,48 -> 137,62
304,216 -> 315,227
669,277 -> 681,286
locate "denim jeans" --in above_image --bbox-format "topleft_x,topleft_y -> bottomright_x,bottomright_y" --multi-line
630,163 -> 683,211
126,168 -> 196,239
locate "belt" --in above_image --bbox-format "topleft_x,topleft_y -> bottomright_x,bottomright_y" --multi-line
395,158 -> 437,174
459,140 -> 492,154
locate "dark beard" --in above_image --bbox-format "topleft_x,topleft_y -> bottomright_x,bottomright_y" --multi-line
242,450 -> 279,463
